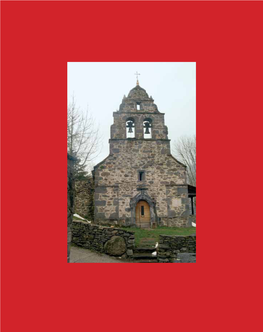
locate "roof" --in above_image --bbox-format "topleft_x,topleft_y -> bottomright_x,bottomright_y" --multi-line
127,85 -> 150,101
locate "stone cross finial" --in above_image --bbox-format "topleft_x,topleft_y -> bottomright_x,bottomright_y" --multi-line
135,71 -> 140,85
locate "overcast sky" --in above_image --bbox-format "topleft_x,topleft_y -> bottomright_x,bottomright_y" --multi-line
67,62 -> 196,170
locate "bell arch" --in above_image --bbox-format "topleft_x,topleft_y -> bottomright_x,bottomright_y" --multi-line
143,118 -> 152,139
126,117 -> 135,138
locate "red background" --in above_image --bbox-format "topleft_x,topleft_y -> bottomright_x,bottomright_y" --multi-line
1,1 -> 263,331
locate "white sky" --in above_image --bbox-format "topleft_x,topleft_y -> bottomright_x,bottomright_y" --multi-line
67,62 -> 196,170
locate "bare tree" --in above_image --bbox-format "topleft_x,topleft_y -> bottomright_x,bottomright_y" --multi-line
67,96 -> 101,175
173,135 -> 196,186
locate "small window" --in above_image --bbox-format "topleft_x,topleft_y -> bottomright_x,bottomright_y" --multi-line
139,171 -> 145,181
141,206 -> 144,216
137,103 -> 141,111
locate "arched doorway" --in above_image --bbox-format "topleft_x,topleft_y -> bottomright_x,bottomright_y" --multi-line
135,200 -> 150,228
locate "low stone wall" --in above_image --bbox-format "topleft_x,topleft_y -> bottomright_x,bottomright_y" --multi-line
72,220 -> 135,257
157,235 -> 196,263
160,217 -> 188,227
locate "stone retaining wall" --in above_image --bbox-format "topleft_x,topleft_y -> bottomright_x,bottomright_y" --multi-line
161,216 -> 188,227
72,220 -> 135,257
158,234 -> 196,263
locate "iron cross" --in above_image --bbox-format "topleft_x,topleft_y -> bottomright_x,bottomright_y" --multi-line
135,71 -> 140,80
135,71 -> 140,85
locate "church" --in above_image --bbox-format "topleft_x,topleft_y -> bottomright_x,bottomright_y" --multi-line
93,79 -> 190,228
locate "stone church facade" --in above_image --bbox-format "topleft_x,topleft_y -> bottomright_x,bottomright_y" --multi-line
93,83 -> 190,227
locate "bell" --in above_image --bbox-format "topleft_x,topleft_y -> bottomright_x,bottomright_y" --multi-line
128,127 -> 133,133
145,126 -> 150,134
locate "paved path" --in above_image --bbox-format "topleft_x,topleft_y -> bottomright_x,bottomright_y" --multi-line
69,246 -> 126,263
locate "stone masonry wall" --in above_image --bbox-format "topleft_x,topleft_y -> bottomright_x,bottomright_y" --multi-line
74,177 -> 94,220
94,140 -> 189,227
157,235 -> 196,263
72,220 -> 135,257
188,215 -> 196,225
111,112 -> 168,140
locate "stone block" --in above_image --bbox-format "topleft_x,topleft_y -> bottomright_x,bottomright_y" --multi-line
101,172 -> 111,177
96,213 -> 106,220
127,249 -> 133,256
95,186 -> 107,193
95,200 -> 106,206
168,210 -> 176,218
177,187 -> 188,194
113,199 -> 119,206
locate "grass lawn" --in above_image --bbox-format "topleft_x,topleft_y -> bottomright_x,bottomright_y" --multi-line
122,227 -> 196,248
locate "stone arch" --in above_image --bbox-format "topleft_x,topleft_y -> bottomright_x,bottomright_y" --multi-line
126,116 -> 135,122
126,117 -> 135,138
143,117 -> 153,123
130,192 -> 157,227
143,118 -> 152,139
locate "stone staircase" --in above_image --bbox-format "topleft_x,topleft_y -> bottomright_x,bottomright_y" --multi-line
132,247 -> 157,263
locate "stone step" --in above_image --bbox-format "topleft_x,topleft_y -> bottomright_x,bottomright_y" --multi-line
135,259 -> 158,263
138,224 -> 151,229
133,253 -> 157,259
133,247 -> 156,254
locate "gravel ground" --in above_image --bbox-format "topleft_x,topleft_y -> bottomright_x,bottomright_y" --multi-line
69,246 -> 196,263
174,253 -> 196,263
69,246 -> 127,263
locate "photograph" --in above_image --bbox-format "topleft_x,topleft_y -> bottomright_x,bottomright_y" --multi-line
67,62 -> 196,263
2,1 -> 262,331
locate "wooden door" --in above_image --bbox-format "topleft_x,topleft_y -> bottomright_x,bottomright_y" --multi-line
136,201 -> 150,228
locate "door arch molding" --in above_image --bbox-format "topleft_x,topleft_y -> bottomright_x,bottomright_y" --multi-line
130,192 -> 157,227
